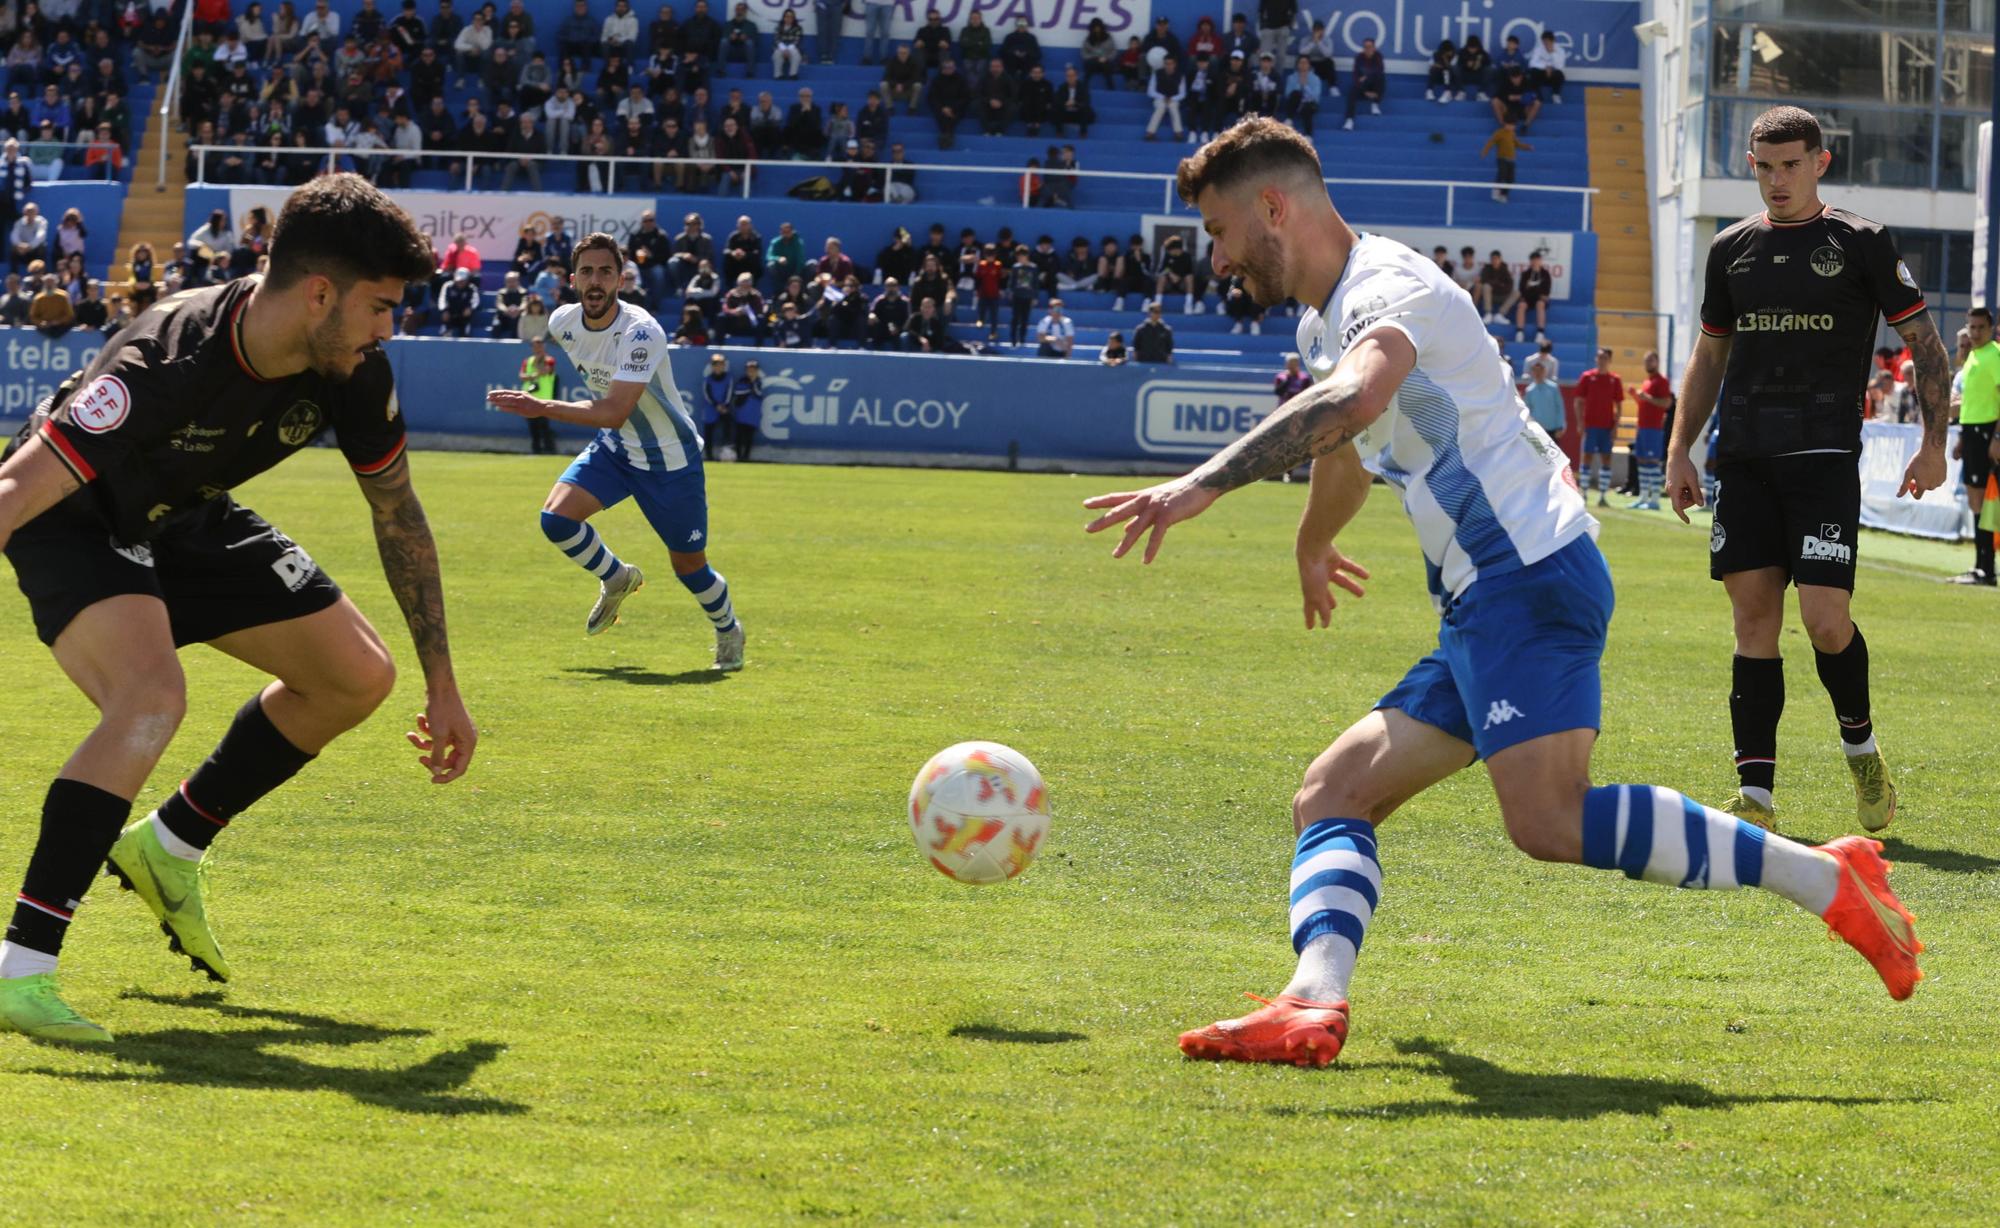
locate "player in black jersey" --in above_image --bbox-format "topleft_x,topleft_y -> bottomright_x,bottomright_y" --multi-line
0,175 -> 479,1043
1665,106 -> 1953,837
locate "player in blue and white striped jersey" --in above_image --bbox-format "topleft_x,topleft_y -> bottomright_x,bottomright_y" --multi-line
488,232 -> 743,669
1083,119 -> 1920,1069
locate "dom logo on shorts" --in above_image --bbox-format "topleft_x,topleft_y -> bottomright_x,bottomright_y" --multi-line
271,545 -> 318,592
70,375 -> 131,434
1801,522 -> 1851,563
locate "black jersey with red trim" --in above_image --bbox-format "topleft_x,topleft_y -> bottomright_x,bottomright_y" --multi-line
9,277 -> 406,544
1699,206 -> 1926,460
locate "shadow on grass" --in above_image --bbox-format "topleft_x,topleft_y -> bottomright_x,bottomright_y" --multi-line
23,991 -> 525,1117
948,1023 -> 1088,1045
563,665 -> 727,687
1270,1038 -> 1916,1122
1878,837 -> 2000,875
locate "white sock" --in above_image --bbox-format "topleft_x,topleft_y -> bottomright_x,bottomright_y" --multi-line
149,810 -> 203,862
1740,785 -> 1775,810
1282,933 -> 1358,1003
1759,838 -> 1840,915
1843,734 -> 1879,757
0,940 -> 58,978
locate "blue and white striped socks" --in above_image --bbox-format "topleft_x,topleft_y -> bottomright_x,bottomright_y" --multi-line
541,510 -> 624,581
1581,784 -> 1836,914
1282,819 -> 1380,1004
677,565 -> 738,632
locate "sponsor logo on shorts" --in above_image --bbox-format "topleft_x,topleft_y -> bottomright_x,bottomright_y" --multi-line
1801,522 -> 1852,564
1811,246 -> 1845,277
110,537 -> 155,567
1710,519 -> 1726,553
271,545 -> 320,592
1483,699 -> 1525,729
71,375 -> 132,434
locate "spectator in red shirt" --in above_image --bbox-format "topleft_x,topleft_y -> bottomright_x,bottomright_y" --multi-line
1629,349 -> 1672,509
972,243 -> 1005,341
1573,347 -> 1623,506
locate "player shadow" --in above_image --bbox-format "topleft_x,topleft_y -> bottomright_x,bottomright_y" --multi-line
22,991 -> 525,1117
562,665 -> 728,686
1271,1038 -> 1912,1122
1877,837 -> 2000,876
948,1023 -> 1089,1045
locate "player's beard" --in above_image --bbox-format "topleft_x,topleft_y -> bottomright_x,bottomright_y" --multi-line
306,312 -> 362,382
1235,228 -> 1288,310
582,288 -> 613,320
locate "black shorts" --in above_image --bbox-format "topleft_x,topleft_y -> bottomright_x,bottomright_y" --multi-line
1709,453 -> 1860,591
4,494 -> 343,647
1960,421 -> 1995,489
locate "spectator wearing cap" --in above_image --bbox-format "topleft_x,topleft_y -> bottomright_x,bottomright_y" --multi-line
441,266 -> 478,336
1248,52 -> 1281,115
839,137 -> 885,200
1528,30 -> 1566,103
881,44 -> 924,113
1134,300 -> 1174,364
1001,17 -> 1042,78
1144,53 -> 1184,141
1341,36 -> 1384,129
928,57 -> 968,149
1036,297 -> 1074,359
1142,15 -> 1185,66
720,2 -> 758,77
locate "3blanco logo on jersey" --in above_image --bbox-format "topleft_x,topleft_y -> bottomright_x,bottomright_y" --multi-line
71,375 -> 131,434
1483,699 -> 1525,729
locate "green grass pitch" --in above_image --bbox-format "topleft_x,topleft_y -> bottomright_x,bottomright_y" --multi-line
2,450 -> 1998,1225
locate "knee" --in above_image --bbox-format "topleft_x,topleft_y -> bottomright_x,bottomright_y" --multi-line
1731,605 -> 1783,652
1801,607 -> 1852,653
1292,777 -> 1390,832
1502,812 -> 1577,863
101,677 -> 188,752
338,643 -> 398,717
540,507 -> 581,542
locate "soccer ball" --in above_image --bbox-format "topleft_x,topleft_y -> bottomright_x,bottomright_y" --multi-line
908,741 -> 1051,885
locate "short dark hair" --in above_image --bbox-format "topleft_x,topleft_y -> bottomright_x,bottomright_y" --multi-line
1749,105 -> 1822,153
1176,116 -> 1322,206
265,173 -> 432,291
1970,307 -> 1994,324
574,231 -> 624,269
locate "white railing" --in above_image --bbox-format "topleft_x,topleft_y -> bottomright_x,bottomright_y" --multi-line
154,0 -> 199,190
187,144 -> 1600,228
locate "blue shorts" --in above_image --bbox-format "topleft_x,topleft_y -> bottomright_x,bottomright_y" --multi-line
560,438 -> 710,551
1632,427 -> 1665,461
1582,426 -> 1615,456
1376,536 -> 1614,759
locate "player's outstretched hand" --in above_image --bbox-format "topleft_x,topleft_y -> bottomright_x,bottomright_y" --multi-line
1664,452 -> 1705,523
1898,441 -> 1947,499
486,389 -> 541,419
407,696 -> 478,784
1298,542 -> 1370,629
1082,479 -> 1219,564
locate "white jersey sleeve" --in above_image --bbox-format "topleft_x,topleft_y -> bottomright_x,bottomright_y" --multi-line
614,313 -> 668,385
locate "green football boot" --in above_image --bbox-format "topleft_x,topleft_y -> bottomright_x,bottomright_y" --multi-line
106,817 -> 231,983
1719,790 -> 1777,832
0,973 -> 112,1045
1846,748 -> 1898,833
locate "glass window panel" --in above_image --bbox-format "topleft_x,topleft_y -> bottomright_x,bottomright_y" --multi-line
1942,35 -> 1994,110
1715,0 -> 1938,25
1711,23 -> 1938,104
1938,114 -> 1980,192
1945,232 -> 1973,297
1706,99 -> 1935,188
1944,1 -> 1993,34
1687,20 -> 1709,100
1895,232 -> 1942,295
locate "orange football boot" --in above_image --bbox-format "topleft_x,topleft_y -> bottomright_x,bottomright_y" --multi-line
1177,992 -> 1350,1068
1818,836 -> 1924,1001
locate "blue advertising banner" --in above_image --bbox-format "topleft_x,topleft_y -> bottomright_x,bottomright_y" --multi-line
1859,420 -> 1971,541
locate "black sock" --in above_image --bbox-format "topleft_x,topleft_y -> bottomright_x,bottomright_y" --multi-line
1977,533 -> 1994,578
1814,623 -> 1873,747
154,694 -> 316,852
6,779 -> 132,957
1730,654 -> 1783,794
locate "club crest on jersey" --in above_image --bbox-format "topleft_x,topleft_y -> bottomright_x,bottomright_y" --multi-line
278,400 -> 323,446
1810,246 -> 1845,277
71,374 -> 131,434
1896,260 -> 1918,289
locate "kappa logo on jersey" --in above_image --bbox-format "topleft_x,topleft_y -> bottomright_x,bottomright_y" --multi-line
1483,699 -> 1525,729
562,331 -> 575,342
71,374 -> 131,434
1801,522 -> 1852,563
1811,245 -> 1845,277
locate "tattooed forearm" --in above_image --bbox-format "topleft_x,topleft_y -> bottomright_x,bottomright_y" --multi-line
1898,318 -> 1952,449
364,461 -> 454,683
1193,375 -> 1365,494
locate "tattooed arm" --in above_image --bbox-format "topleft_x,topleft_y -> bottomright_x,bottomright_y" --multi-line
1082,329 -> 1414,563
358,452 -> 478,783
1894,312 -> 1952,498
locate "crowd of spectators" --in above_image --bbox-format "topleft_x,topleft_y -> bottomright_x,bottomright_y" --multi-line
0,0 -> 138,183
